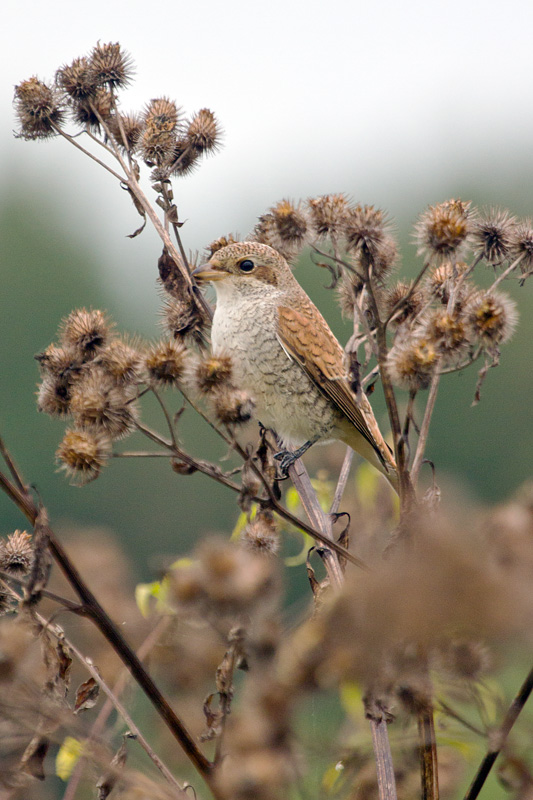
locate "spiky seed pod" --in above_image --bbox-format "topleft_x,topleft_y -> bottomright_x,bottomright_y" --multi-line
35,344 -> 80,378
60,308 -> 113,361
56,57 -> 96,100
241,512 -> 280,555
70,369 -> 138,439
466,290 -> 518,346
372,234 -> 399,279
415,199 -> 473,260
194,356 -> 233,394
470,208 -> 517,264
252,214 -> 299,261
385,281 -> 426,326
213,388 -> 255,426
145,339 -> 188,386
143,97 -> 180,132
0,531 -> 33,577
14,77 -> 64,140
343,204 -> 387,257
307,194 -> 349,239
56,427 -> 111,485
88,42 -> 133,89
167,138 -> 201,177
423,309 -> 469,356
37,375 -> 72,416
427,261 -> 470,305
187,108 -> 220,153
387,336 -> 438,390
206,234 -> 240,257
107,113 -> 142,152
161,297 -> 206,345
97,338 -> 146,385
72,86 -> 113,131
509,220 -> 533,273
269,199 -> 308,247
139,123 -> 176,168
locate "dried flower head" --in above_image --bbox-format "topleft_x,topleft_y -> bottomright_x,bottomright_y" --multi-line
107,113 -> 142,152
206,234 -> 240,257
466,290 -> 518,346
423,309 -> 469,356
56,57 -> 96,100
60,309 -> 113,361
35,344 -> 80,378
56,427 -> 111,485
415,199 -> 472,259
427,261 -> 470,305
509,219 -> 533,273
97,338 -> 146,385
337,274 -> 363,317
307,194 -> 349,239
385,281 -> 426,326
0,531 -> 33,577
70,369 -> 138,439
145,339 -> 188,386
269,199 -> 308,247
187,109 -> 221,153
471,208 -> 517,264
71,86 -> 113,131
37,375 -> 73,416
241,512 -> 280,556
194,355 -> 233,394
88,42 -> 133,89
139,119 -> 176,168
213,388 -> 255,426
14,77 -> 64,140
161,297 -> 206,345
344,204 -> 387,257
167,137 -> 201,177
143,97 -> 180,132
387,336 -> 438,390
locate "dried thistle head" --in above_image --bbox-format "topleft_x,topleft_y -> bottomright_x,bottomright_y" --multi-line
36,374 -> 73,416
415,199 -> 473,260
97,337 -> 146,386
252,206 -> 305,261
427,261 -> 470,305
56,427 -> 111,485
268,199 -> 308,248
470,208 -> 517,264
107,113 -> 143,152
143,97 -> 180,133
35,344 -> 80,378
385,281 -> 426,326
167,137 -> 201,177
60,308 -> 114,361
387,335 -> 438,390
186,108 -> 221,153
422,309 -> 469,357
88,42 -> 133,89
343,204 -> 387,257
0,531 -> 34,577
56,57 -> 96,100
466,290 -> 518,346
509,219 -> 533,273
144,339 -> 188,387
14,77 -> 64,140
241,512 -> 280,556
70,369 -> 138,439
206,234 -> 240,257
193,355 -> 233,395
307,193 -> 349,239
71,86 -> 113,131
161,296 -> 206,345
337,273 -> 364,317
213,388 -> 255,427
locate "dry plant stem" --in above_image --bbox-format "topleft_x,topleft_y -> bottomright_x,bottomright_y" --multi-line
371,721 -> 398,800
488,253 -> 525,291
0,473 -> 216,789
384,261 -> 432,329
330,447 -> 354,515
463,665 -> 533,800
419,711 -> 439,800
64,616 -> 172,800
0,434 -> 28,494
50,122 -> 125,182
411,372 -> 441,487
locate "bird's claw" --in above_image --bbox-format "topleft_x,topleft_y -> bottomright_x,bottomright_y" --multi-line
274,449 -> 297,477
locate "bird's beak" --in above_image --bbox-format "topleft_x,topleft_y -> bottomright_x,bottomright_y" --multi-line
191,263 -> 227,282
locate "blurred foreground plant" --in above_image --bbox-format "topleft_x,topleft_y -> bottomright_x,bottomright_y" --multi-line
2,41 -> 533,800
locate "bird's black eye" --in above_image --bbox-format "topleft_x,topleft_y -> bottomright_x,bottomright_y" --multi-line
239,259 -> 255,273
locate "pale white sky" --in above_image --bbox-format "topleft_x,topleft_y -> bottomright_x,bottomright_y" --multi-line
2,0 -> 533,307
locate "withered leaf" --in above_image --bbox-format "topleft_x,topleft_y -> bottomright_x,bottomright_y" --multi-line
74,676 -> 100,714
96,737 -> 128,799
20,735 -> 50,780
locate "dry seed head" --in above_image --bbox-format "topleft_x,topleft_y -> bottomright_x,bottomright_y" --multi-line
72,86 -> 113,131
427,261 -> 469,304
206,234 -> 240,257
0,531 -> 34,577
194,355 -> 233,394
466,290 -> 518,346
14,77 -> 64,140
471,208 -> 517,264
56,427 -> 111,485
387,336 -> 438,390
143,97 -> 180,132
70,369 -> 138,439
187,108 -> 221,153
344,204 -> 387,256
97,337 -> 146,385
241,513 -> 280,556
213,388 -> 255,426
145,339 -> 187,386
60,308 -> 113,360
269,199 -> 308,247
88,42 -> 133,89
415,199 -> 473,259
307,193 -> 349,239
509,219 -> 533,272
56,57 -> 96,100
385,281 -> 426,326
161,297 -> 206,344
167,137 -> 201,177
35,344 -> 81,378
337,274 -> 363,317
107,113 -> 142,152
37,375 -> 72,416
252,214 -> 300,261
423,309 -> 469,356
372,234 -> 400,279
140,122 -> 176,167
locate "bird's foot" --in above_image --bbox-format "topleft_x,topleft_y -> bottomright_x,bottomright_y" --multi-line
273,440 -> 314,477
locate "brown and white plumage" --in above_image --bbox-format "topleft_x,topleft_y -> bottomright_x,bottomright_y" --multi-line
193,242 -> 398,491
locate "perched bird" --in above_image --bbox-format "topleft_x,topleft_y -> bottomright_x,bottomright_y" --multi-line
193,242 -> 398,491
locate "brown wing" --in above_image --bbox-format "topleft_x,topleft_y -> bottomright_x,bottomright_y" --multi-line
276,304 -> 387,465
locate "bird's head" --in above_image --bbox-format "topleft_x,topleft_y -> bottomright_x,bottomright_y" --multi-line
193,242 -> 291,290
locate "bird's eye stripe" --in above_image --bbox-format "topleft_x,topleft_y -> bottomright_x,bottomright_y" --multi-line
239,259 -> 255,272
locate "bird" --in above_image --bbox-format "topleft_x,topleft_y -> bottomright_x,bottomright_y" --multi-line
193,241 -> 398,492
